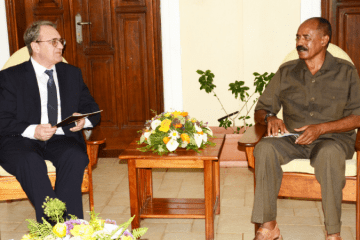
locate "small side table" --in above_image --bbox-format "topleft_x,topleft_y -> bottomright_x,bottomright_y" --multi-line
119,135 -> 224,240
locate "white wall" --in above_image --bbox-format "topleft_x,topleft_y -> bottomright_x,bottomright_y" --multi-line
0,0 -> 10,69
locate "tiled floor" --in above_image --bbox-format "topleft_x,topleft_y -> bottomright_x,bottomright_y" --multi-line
0,158 -> 356,240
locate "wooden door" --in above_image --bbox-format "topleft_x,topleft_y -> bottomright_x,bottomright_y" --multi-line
5,0 -> 164,154
322,0 -> 360,73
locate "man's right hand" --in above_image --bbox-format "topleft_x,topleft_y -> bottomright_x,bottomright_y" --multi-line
267,116 -> 289,136
34,124 -> 57,141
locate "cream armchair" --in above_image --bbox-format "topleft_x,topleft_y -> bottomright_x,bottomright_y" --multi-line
0,46 -> 105,212
238,43 -> 359,240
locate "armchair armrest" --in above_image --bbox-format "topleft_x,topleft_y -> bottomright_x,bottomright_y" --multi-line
238,123 -> 267,147
83,129 -> 106,167
355,127 -> 360,152
238,123 -> 266,169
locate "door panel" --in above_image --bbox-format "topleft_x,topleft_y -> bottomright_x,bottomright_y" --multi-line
5,0 -> 164,153
322,0 -> 360,73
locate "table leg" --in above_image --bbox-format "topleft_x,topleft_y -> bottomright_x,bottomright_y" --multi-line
128,159 -> 140,229
214,160 -> 220,214
204,161 -> 214,240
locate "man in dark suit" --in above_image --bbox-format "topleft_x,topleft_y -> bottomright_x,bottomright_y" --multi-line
0,21 -> 100,222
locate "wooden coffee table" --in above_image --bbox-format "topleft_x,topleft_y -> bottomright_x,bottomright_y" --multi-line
119,135 -> 224,240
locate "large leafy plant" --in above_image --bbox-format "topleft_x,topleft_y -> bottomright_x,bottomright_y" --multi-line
197,70 -> 274,133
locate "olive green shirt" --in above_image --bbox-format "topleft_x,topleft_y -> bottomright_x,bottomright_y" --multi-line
256,51 -> 360,143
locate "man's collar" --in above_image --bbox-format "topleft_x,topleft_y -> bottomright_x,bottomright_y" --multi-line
293,51 -> 337,73
30,57 -> 56,76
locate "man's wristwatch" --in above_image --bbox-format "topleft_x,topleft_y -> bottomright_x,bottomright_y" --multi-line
264,112 -> 276,124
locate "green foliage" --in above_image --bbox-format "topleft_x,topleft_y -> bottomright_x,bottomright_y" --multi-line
42,196 -> 66,223
197,69 -> 274,132
228,81 -> 250,101
197,69 -> 216,93
26,219 -> 54,239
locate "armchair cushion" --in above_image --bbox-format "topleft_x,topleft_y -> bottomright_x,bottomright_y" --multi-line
281,156 -> 357,177
0,161 -> 56,177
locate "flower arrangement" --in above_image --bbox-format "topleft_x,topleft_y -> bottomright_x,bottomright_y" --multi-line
138,110 -> 215,155
22,197 -> 147,240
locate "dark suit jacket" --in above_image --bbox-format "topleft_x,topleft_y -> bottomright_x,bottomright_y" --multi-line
0,60 -> 100,150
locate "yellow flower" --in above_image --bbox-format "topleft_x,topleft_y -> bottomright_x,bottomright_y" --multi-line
70,224 -> 94,240
122,236 -> 133,240
172,111 -> 181,117
164,112 -> 171,117
53,223 -> 67,238
159,119 -> 171,132
21,234 -> 32,240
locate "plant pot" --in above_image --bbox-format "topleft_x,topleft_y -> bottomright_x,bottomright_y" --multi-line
210,127 -> 248,168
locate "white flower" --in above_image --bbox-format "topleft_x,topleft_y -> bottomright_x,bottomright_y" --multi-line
166,138 -> 179,151
205,127 -> 213,136
194,133 -> 203,148
194,124 -> 202,133
151,119 -> 161,130
143,131 -> 151,139
168,130 -> 180,140
202,133 -> 208,143
181,141 -> 188,148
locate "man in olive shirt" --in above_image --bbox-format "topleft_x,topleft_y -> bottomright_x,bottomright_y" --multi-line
252,17 -> 360,240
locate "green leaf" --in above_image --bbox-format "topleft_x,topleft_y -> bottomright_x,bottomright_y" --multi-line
196,70 -> 204,74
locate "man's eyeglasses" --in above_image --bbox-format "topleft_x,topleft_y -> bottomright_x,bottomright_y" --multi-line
35,38 -> 66,47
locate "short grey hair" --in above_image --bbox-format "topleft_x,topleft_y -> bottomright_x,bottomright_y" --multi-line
23,21 -> 57,55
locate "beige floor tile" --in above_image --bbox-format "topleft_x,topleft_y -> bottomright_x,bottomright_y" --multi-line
220,198 -> 245,208
277,208 -> 295,217
244,192 -> 254,208
341,226 -> 355,240
152,190 -> 179,198
222,185 -> 245,200
279,225 -> 325,240
162,232 -> 206,240
1,231 -> 29,240
277,215 -> 322,225
192,219 -> 205,233
93,191 -> 113,207
101,205 -> 127,214
342,202 -> 356,209
277,198 -> 317,209
220,206 -> 252,216
341,208 -> 356,227
157,179 -> 183,192
217,215 -> 253,234
216,233 -> 243,240
107,192 -> 131,206
139,222 -> 166,240
177,185 -> 205,198
142,218 -> 194,224
294,207 -> 321,217
165,223 -> 192,233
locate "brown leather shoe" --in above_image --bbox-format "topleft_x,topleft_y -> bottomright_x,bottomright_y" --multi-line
254,224 -> 283,240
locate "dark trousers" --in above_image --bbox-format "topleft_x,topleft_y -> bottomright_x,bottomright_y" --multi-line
251,136 -> 354,234
0,135 -> 89,222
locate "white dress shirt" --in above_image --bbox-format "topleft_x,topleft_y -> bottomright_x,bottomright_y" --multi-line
21,58 -> 92,139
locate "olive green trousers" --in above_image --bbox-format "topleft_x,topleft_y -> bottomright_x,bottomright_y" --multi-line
251,136 -> 354,234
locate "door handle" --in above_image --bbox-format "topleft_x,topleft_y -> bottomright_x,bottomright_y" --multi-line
77,22 -> 92,25
75,14 -> 91,44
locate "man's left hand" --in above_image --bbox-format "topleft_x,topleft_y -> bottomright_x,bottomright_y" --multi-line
294,124 -> 323,145
70,112 -> 85,132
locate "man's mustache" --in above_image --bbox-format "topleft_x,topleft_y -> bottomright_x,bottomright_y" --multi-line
297,46 -> 308,51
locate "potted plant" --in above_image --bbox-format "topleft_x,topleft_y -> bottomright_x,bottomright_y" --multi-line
196,69 -> 274,166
